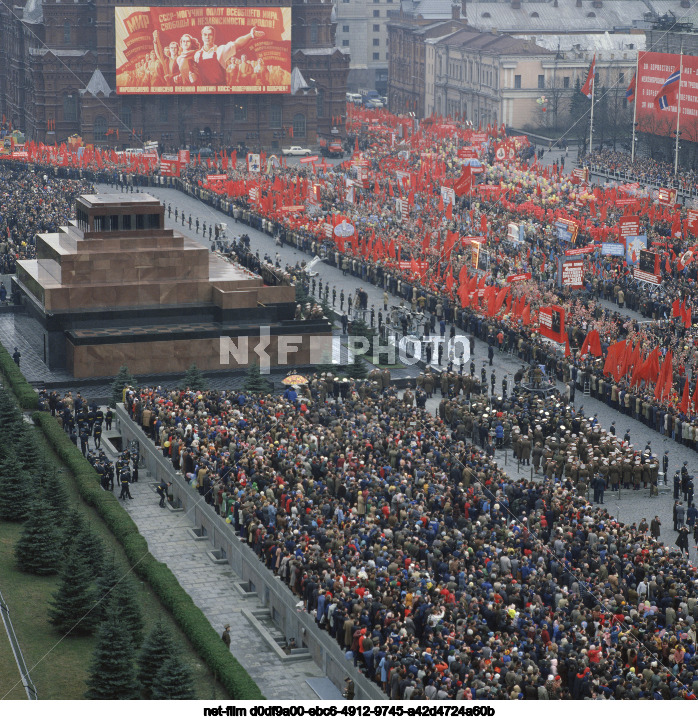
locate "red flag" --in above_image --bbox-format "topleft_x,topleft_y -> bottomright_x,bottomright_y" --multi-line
522,304 -> 531,326
685,306 -> 692,329
673,298 -> 682,317
692,377 -> 698,413
680,378 -> 690,414
581,55 -> 596,99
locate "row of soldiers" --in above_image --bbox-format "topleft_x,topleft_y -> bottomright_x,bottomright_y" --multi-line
438,387 -> 665,497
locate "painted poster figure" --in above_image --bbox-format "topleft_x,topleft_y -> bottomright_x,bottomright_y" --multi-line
194,25 -> 265,85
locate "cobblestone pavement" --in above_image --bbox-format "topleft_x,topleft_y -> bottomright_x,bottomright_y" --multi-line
92,430 -> 328,700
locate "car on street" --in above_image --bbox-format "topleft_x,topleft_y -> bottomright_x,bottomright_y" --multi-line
282,145 -> 313,156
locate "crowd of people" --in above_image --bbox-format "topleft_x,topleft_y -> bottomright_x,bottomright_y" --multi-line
0,166 -> 93,275
6,104 -> 698,700
583,149 -> 698,195
112,377 -> 698,700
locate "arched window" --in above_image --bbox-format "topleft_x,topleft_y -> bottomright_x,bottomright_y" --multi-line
63,20 -> 71,43
310,20 -> 319,44
587,11 -> 596,16
530,11 -> 539,17
292,113 -> 306,138
93,115 -> 107,142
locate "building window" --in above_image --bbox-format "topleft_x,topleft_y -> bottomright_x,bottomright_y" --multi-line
234,98 -> 247,121
316,87 -> 324,118
292,113 -> 306,138
310,20 -> 318,44
121,105 -> 131,131
373,52 -> 380,60
514,74 -> 521,89
269,102 -> 282,129
373,10 -> 380,17
64,20 -> 71,44
343,24 -> 349,32
538,74 -> 544,89
63,93 -> 77,123
373,38 -> 379,46
93,116 -> 107,142
618,71 -> 625,84
373,23 -> 380,31
342,39 -> 349,46
563,76 -> 570,88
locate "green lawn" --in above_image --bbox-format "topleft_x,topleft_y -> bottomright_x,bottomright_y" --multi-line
0,424 -> 227,701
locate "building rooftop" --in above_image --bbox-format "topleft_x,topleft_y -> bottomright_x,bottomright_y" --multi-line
514,30 -> 646,54
22,0 -> 42,24
401,0 -> 695,33
78,193 -> 161,209
437,27 -> 553,54
80,69 -> 113,98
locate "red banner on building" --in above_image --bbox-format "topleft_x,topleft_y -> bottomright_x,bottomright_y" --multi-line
206,173 -> 227,182
636,51 -> 698,143
115,6 -> 292,95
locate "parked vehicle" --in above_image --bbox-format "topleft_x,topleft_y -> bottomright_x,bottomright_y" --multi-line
281,145 -> 312,156
319,137 -> 344,158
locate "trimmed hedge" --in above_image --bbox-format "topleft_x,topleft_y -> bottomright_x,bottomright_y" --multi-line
0,343 -> 39,409
33,411 -> 264,700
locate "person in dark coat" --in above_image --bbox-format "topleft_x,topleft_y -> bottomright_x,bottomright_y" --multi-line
677,526 -> 690,556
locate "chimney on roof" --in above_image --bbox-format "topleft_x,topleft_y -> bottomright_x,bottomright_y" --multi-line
680,0 -> 690,7
511,0 -> 521,8
553,0 -> 558,6
461,0 -> 468,22
592,0 -> 602,7
452,2 -> 460,19
576,0 -> 582,7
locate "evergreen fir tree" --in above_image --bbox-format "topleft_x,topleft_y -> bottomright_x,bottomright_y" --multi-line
106,572 -> 144,647
94,556 -> 121,623
138,620 -> 177,698
110,365 -> 137,409
179,363 -> 208,391
61,506 -> 87,561
0,388 -> 23,437
75,524 -> 105,576
295,282 -> 309,305
151,656 -> 195,700
347,355 -> 367,379
48,545 -> 98,636
0,447 -> 31,522
320,298 -> 335,324
38,463 -> 69,527
243,362 -> 273,394
14,425 -> 42,480
14,500 -> 63,575
85,612 -> 140,699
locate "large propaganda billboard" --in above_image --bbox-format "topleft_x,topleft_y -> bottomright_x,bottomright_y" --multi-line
636,51 -> 698,143
115,7 -> 291,94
